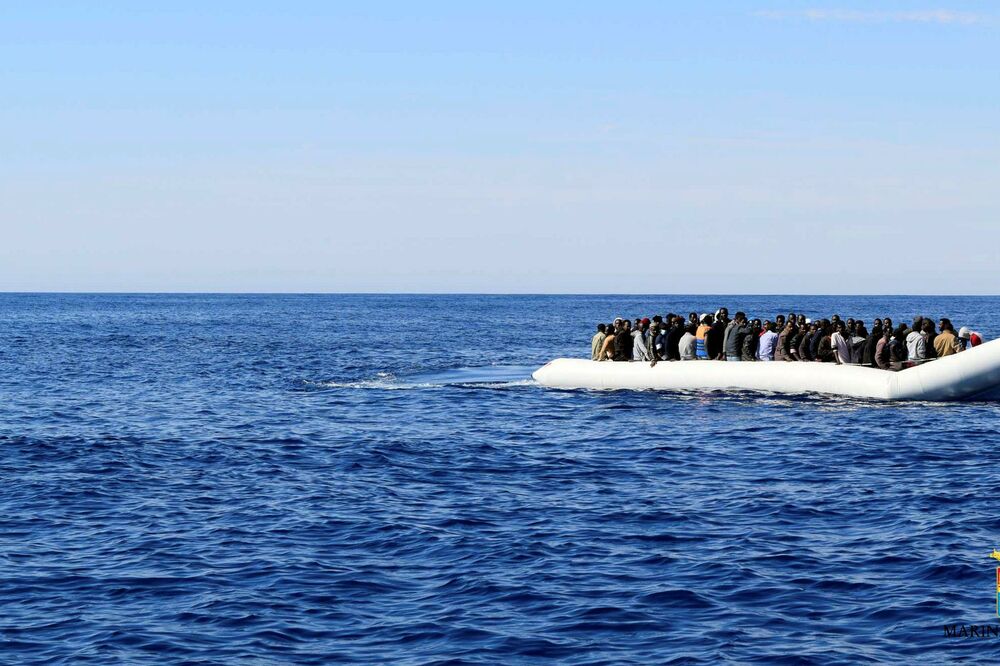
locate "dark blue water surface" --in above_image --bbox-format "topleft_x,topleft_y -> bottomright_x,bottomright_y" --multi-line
2,294 -> 1000,664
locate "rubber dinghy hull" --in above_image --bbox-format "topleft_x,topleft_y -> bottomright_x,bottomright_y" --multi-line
532,338 -> 1000,401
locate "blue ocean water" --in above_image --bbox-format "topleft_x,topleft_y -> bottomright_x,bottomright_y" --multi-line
2,293 -> 999,664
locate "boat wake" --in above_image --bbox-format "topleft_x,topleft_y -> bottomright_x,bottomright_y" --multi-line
306,365 -> 538,391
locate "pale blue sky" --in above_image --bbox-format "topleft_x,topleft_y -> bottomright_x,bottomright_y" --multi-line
2,2 -> 998,293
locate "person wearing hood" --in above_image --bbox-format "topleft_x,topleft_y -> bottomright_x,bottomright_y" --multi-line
906,321 -> 927,362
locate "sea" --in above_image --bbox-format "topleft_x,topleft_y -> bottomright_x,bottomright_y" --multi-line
2,293 -> 999,664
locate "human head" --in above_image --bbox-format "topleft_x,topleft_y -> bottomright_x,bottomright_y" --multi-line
718,307 -> 729,320
921,319 -> 935,335
939,318 -> 954,333
958,326 -> 971,340
775,315 -> 785,328
702,314 -> 714,326
641,317 -> 651,330
912,316 -> 923,331
797,314 -> 807,326
685,323 -> 697,335
597,323 -> 606,333
688,312 -> 698,324
735,311 -> 747,324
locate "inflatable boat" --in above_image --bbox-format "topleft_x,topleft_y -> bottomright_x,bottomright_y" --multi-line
532,338 -> 1000,401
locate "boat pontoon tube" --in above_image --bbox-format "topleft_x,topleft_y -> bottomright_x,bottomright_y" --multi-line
532,338 -> 1000,401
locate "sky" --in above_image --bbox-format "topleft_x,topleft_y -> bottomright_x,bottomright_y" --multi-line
2,1 -> 998,293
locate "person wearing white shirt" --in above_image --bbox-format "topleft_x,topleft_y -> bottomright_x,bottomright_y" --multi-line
757,322 -> 779,361
831,321 -> 853,364
679,324 -> 698,360
906,329 -> 927,361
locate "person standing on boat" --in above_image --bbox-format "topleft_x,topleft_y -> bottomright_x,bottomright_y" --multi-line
695,314 -> 713,359
613,319 -> 633,361
679,324 -> 698,360
816,322 -> 835,362
591,324 -> 607,361
598,323 -> 616,360
742,319 -> 761,361
664,316 -> 685,360
707,310 -> 728,360
632,318 -> 652,362
787,322 -> 805,361
778,320 -> 797,361
757,322 -> 779,361
723,312 -> 744,361
863,320 -> 883,367
831,320 -> 852,364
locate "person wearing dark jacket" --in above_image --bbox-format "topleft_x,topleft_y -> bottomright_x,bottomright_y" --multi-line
816,323 -> 835,362
707,315 -> 727,360
664,317 -> 685,361
741,319 -> 762,361
798,323 -> 817,361
890,324 -> 909,364
810,320 -> 827,360
613,320 -> 633,361
725,313 -> 750,361
788,325 -> 805,361
921,318 -> 938,359
863,322 -> 883,367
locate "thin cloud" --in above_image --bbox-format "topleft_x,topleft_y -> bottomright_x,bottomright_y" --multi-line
754,9 -> 988,25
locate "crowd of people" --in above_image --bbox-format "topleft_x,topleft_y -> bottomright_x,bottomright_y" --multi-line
590,308 -> 985,370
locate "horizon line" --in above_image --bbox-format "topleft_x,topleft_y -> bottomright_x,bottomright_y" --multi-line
1,291 -> 998,297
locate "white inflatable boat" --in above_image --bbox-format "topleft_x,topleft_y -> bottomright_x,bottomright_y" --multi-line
533,338 -> 1000,401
